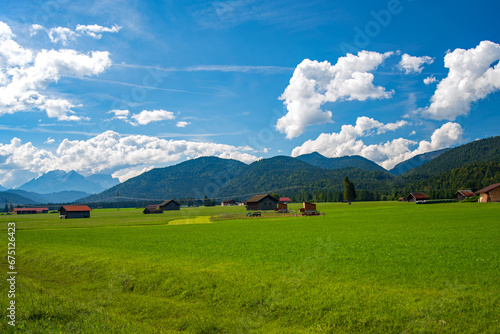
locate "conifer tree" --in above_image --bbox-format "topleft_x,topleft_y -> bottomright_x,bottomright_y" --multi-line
343,176 -> 357,202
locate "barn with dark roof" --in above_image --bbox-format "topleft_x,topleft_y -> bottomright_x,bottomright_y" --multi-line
159,199 -> 180,211
246,194 -> 278,211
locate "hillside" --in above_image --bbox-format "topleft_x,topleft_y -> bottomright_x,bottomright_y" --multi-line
400,136 -> 500,179
80,157 -> 247,203
7,189 -> 91,204
0,191 -> 39,206
81,155 -> 394,204
296,152 -> 387,172
394,160 -> 500,199
389,148 -> 449,175
220,155 -> 393,199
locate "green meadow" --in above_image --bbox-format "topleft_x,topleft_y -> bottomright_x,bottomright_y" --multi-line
1,202 -> 499,333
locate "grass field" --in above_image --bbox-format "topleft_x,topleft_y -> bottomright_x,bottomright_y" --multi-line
1,202 -> 499,333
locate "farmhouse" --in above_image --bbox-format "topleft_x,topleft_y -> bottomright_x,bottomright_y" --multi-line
221,199 -> 238,206
143,205 -> 163,214
13,207 -> 49,214
159,199 -> 180,211
279,197 -> 292,204
59,205 -> 91,219
406,192 -> 428,202
475,183 -> 500,202
454,190 -> 476,202
246,194 -> 278,211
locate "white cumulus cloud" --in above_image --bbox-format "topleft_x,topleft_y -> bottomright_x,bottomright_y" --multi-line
423,76 -> 437,85
291,118 -> 462,170
108,109 -> 130,120
422,40 -> 500,120
131,109 -> 176,125
398,54 -> 434,74
276,51 -> 394,139
47,27 -> 78,45
176,121 -> 191,128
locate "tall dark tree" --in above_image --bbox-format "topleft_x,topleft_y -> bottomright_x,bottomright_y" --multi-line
343,176 -> 357,202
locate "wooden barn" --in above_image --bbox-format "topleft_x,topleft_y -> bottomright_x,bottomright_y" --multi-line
143,205 -> 163,214
13,207 -> 49,214
159,199 -> 180,211
475,183 -> 500,202
454,190 -> 476,201
406,192 -> 428,202
59,205 -> 91,219
246,194 -> 278,211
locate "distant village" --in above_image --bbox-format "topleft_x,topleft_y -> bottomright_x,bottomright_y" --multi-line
4,182 -> 500,219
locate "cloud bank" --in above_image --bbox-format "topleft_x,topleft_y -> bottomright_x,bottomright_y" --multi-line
291,117 -> 463,170
0,131 -> 260,187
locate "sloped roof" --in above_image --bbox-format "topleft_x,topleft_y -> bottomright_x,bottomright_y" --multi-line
475,183 -> 500,194
456,190 -> 475,197
222,199 -> 237,203
247,194 -> 278,203
160,199 -> 180,206
60,205 -> 91,212
13,207 -> 48,212
279,197 -> 292,202
408,192 -> 428,200
144,205 -> 162,212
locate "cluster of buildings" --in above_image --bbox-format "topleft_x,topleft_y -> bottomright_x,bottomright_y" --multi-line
402,183 -> 500,203
142,200 -> 181,214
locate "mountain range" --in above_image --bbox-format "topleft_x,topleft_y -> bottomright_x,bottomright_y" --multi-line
18,170 -> 119,194
3,136 -> 499,206
0,170 -> 120,206
80,136 -> 500,205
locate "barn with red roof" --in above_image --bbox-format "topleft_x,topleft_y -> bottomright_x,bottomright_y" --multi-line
59,205 -> 91,219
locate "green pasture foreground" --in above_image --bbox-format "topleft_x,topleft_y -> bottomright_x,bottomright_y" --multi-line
1,202 -> 499,333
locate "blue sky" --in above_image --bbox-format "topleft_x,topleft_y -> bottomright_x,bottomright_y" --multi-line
0,0 -> 499,188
